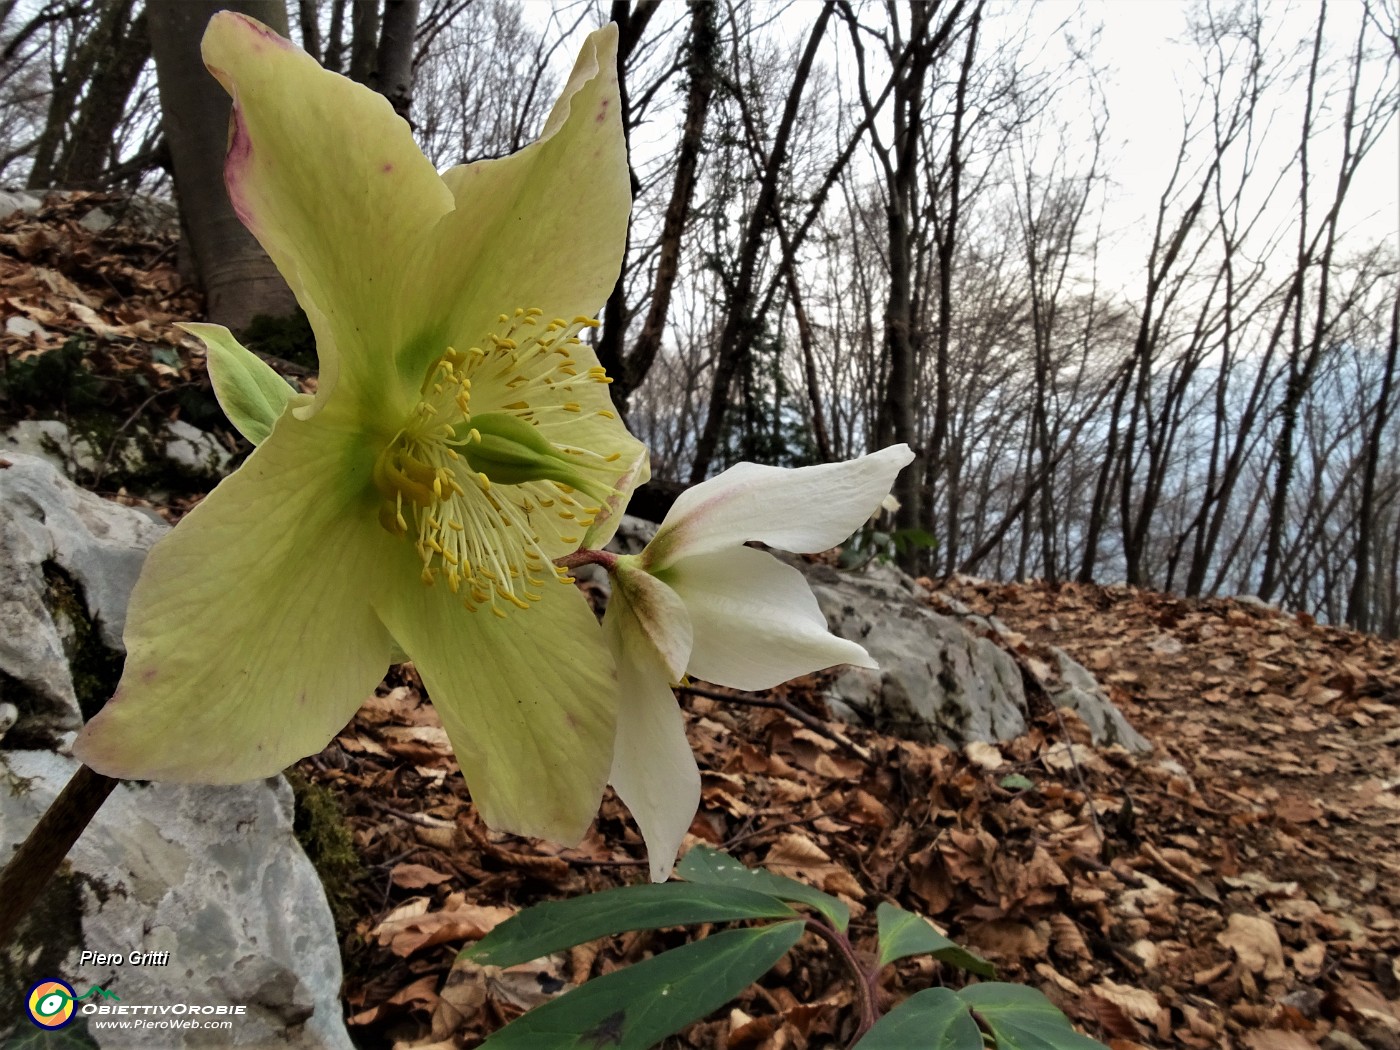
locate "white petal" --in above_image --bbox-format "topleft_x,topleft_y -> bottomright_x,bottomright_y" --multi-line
667,547 -> 875,691
612,556 -> 692,680
646,445 -> 914,570
604,592 -> 701,882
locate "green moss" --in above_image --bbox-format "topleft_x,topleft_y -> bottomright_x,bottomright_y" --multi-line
284,771 -> 363,938
41,566 -> 122,724
0,338 -> 106,417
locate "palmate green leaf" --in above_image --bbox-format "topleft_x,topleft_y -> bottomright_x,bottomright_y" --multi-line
876,902 -> 995,976
479,920 -> 805,1050
959,983 -> 1110,1050
676,844 -> 850,932
461,883 -> 797,967
853,987 -> 984,1049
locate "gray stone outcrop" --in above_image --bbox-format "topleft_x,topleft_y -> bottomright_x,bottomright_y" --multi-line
805,561 -> 1033,744
0,453 -> 165,745
0,452 -> 353,1049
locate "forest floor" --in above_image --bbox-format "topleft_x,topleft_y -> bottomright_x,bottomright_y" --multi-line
306,576 -> 1400,1050
3,192 -> 1399,1050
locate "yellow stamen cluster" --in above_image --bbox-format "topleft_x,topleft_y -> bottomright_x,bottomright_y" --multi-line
373,309 -> 623,617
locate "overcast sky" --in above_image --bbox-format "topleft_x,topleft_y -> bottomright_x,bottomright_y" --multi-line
532,0 -> 1397,294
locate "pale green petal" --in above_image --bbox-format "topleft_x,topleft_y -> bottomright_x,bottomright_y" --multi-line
646,445 -> 915,571
604,592 -> 699,883
201,12 -> 453,412
401,25 -> 629,387
73,414 -> 395,781
666,547 -> 875,691
612,557 -> 692,681
374,576 -> 617,845
183,322 -> 302,445
582,446 -> 650,551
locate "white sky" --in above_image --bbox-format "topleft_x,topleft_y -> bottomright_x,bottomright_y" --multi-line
1078,0 -> 1398,280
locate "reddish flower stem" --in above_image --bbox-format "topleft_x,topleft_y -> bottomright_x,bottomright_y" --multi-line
804,916 -> 882,1045
556,548 -> 618,572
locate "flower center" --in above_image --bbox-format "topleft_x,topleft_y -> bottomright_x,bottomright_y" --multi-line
373,309 -> 625,617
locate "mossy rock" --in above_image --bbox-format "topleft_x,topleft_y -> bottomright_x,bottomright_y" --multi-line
284,771 -> 363,939
42,565 -> 122,724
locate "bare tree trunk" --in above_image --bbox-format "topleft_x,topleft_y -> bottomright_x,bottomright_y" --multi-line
688,2 -> 834,483
598,0 -> 709,415
372,0 -> 419,120
1346,296 -> 1400,630
348,0 -> 379,85
50,2 -> 150,188
594,0 -> 657,417
1078,363 -> 1131,582
928,0 -> 981,512
26,4 -> 97,188
324,0 -> 346,73
876,1 -> 935,573
148,0 -> 297,330
297,0 -> 320,61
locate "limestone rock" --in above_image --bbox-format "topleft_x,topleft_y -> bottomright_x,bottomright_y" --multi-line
160,419 -> 232,478
805,561 -> 1031,745
810,561 -> 1149,751
0,453 -> 354,1049
2,418 -> 113,477
0,751 -> 353,1050
609,515 -> 1146,752
0,454 -> 165,745
0,188 -> 41,218
1,418 -> 232,492
1049,646 -> 1151,751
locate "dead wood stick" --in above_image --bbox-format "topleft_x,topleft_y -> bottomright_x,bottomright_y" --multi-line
678,684 -> 872,761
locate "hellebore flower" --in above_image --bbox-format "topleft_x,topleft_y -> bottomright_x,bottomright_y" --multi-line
74,14 -> 646,845
604,445 -> 915,879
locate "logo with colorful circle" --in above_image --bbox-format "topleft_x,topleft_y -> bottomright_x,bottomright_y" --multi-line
26,978 -> 77,1029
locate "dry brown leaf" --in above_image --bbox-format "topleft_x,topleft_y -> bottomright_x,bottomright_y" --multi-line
964,919 -> 1048,961
1218,912 -> 1287,981
373,903 -> 516,957
390,862 -> 454,889
1241,1031 -> 1320,1049
765,833 -> 866,900
965,740 -> 1005,771
1092,978 -> 1165,1027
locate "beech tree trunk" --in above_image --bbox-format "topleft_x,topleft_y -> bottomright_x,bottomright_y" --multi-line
148,0 -> 297,331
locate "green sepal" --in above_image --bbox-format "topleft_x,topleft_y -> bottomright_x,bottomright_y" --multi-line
461,882 -> 797,967
479,921 -> 804,1049
853,987 -> 984,1049
958,983 -> 1110,1049
676,844 -> 850,932
875,902 -> 995,976
183,322 -> 298,445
